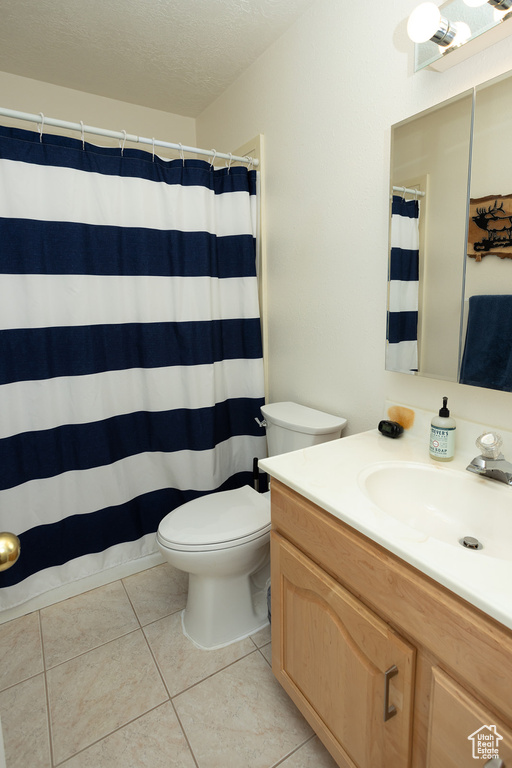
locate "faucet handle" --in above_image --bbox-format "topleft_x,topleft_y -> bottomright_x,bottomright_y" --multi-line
476,432 -> 503,459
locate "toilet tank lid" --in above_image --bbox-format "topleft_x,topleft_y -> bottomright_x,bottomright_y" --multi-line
260,402 -> 347,435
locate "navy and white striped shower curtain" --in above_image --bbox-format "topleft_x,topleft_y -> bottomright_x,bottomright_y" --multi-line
386,195 -> 420,374
0,125 -> 266,610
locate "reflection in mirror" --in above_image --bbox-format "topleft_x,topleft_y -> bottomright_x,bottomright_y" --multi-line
459,73 -> 512,392
388,91 -> 473,382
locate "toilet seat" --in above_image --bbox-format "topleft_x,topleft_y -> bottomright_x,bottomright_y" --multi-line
157,486 -> 271,552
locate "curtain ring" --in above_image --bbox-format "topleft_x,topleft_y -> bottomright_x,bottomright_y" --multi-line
80,121 -> 85,151
227,152 -> 233,173
245,155 -> 254,171
209,149 -> 217,168
152,138 -> 155,162
37,113 -> 45,143
179,143 -> 185,166
120,129 -> 127,156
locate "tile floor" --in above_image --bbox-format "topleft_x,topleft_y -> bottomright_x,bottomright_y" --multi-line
0,563 -> 338,768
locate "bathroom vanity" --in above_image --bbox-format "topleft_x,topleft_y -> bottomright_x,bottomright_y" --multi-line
260,419 -> 512,768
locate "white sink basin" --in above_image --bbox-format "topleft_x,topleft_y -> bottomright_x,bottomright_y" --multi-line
359,462 -> 512,560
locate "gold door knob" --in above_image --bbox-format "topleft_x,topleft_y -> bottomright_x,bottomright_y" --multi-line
0,532 -> 21,572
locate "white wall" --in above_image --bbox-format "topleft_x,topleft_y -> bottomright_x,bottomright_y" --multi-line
196,0 -> 512,436
0,71 -> 196,153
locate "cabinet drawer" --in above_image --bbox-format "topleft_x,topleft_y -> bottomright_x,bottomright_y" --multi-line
271,531 -> 415,768
427,667 -> 512,767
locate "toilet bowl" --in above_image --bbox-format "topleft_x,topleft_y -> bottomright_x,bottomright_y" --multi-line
157,485 -> 271,649
156,402 -> 347,649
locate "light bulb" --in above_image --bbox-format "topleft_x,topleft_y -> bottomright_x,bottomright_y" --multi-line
463,0 -> 488,7
407,2 -> 442,42
438,21 -> 471,52
452,21 -> 472,44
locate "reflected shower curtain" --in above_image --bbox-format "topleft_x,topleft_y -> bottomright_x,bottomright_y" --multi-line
386,195 -> 419,374
0,125 -> 265,610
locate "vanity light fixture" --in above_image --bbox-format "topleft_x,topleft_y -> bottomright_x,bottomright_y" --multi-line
409,0 -> 512,70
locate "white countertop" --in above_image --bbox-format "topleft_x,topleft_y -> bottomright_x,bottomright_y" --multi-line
259,428 -> 512,631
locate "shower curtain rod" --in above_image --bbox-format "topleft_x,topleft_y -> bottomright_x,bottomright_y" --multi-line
0,106 -> 259,167
392,185 -> 425,197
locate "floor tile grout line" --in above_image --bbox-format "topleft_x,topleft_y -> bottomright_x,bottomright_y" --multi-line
121,566 -> 189,632
140,619 -> 173,702
119,576 -> 144,630
103,595 -> 202,768
0,668 -> 46,695
35,573 -> 185,765
42,625 -> 146,672
132,605 -> 185,633
168,645 -> 263,703
270,733 -> 321,768
37,610 -> 56,768
168,646 -> 316,768
141,617 -> 262,703
126,597 -> 201,768
51,700 -> 178,768
38,578 -> 144,671
164,647 -> 278,767
257,643 -> 272,668
46,630 -> 171,766
170,698 -> 200,768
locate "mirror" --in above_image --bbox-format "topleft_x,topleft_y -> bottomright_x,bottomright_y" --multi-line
460,72 -> 512,392
387,68 -> 512,392
388,89 -> 473,382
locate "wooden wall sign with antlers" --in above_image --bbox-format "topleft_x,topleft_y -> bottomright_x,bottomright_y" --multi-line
467,194 -> 512,261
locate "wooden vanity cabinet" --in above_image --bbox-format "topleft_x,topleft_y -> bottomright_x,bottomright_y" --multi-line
427,667 -> 512,767
272,532 -> 415,767
270,480 -> 512,768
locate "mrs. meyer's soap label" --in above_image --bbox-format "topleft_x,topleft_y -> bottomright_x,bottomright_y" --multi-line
429,426 -> 455,458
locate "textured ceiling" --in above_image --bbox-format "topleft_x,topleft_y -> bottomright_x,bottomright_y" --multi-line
0,0 -> 316,117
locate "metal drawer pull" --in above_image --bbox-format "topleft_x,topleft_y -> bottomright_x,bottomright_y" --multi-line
383,665 -> 399,722
484,760 -> 504,767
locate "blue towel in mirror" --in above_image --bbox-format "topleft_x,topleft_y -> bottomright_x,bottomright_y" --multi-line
460,295 -> 512,392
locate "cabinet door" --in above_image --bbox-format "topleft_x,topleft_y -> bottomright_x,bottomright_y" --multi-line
271,532 -> 415,768
427,667 -> 512,767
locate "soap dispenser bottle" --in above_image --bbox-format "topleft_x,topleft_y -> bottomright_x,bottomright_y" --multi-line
429,397 -> 456,462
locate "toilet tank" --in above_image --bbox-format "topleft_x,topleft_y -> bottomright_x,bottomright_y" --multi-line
260,402 -> 347,457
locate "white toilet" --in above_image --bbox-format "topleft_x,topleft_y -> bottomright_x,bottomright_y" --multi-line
156,402 -> 347,649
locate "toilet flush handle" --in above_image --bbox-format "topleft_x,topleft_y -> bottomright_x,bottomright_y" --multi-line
255,417 -> 266,428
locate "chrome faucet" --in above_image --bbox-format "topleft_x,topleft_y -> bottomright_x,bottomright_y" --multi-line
466,432 -> 512,486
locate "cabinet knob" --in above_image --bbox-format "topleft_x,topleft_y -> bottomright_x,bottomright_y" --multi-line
383,665 -> 399,722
